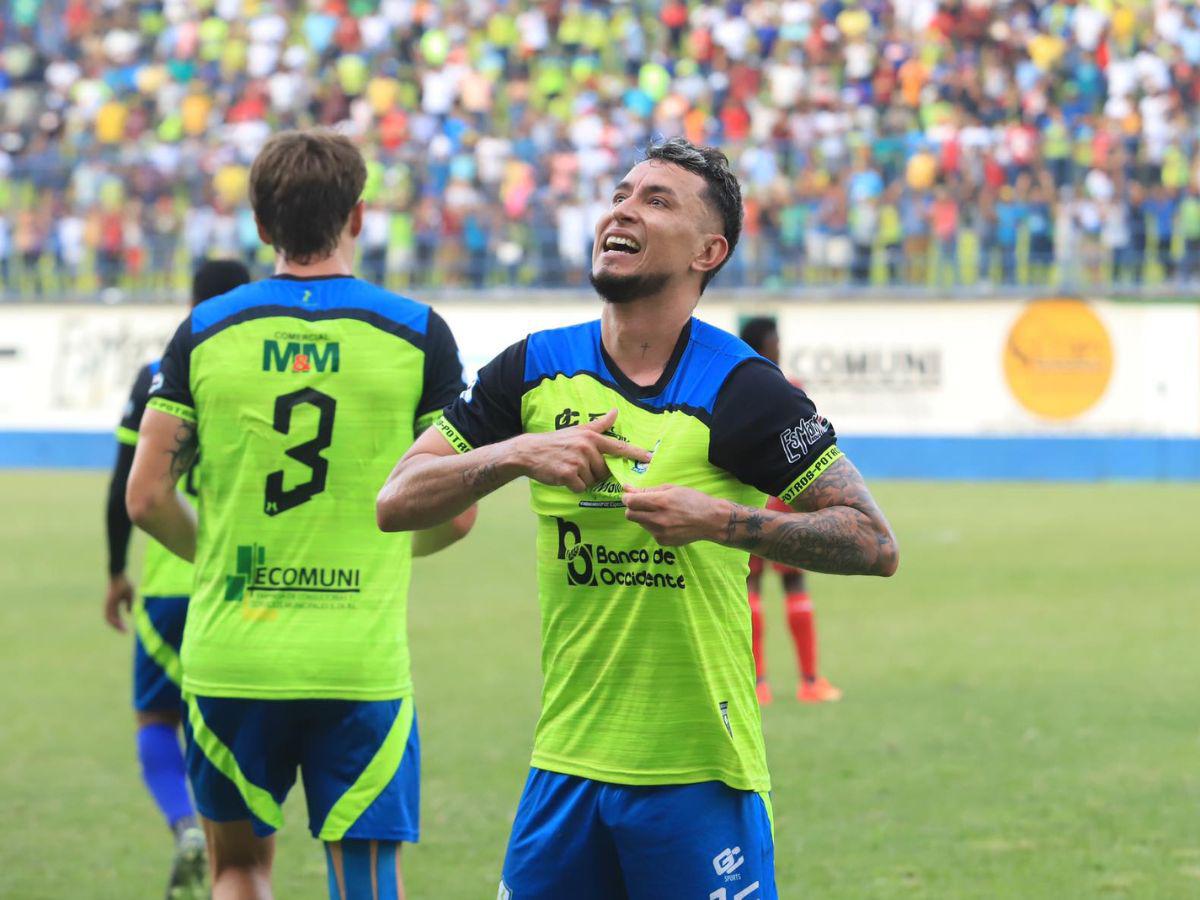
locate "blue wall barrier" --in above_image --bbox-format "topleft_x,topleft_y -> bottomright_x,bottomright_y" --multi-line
0,431 -> 117,470
2,430 -> 1199,480
838,435 -> 1200,481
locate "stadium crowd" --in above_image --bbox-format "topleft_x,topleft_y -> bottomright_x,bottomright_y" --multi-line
4,0 -> 1200,298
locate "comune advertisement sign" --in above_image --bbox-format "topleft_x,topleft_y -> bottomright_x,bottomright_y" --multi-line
0,298 -> 1197,475
766,298 -> 1199,438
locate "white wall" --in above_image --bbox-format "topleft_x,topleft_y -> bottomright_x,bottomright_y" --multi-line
1,298 -> 1196,437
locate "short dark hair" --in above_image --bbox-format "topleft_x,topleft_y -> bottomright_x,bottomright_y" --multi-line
192,258 -> 251,306
643,137 -> 743,292
739,316 -> 778,354
249,130 -> 366,264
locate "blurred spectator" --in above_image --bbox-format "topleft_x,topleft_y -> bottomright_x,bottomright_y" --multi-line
3,0 -> 1200,299
1182,187 -> 1200,281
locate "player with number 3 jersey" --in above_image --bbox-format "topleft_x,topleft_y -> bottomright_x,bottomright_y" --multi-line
127,130 -> 474,900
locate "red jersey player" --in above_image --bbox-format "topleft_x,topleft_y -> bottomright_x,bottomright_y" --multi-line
740,318 -> 842,704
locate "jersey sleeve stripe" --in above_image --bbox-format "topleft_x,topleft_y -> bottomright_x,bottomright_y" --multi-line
115,425 -> 140,446
434,415 -> 474,454
317,699 -> 415,841
146,397 -> 197,422
184,693 -> 285,829
778,445 -> 843,505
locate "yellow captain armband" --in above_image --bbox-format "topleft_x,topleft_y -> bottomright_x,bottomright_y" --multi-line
146,397 -> 197,423
778,445 -> 843,505
434,416 -> 473,454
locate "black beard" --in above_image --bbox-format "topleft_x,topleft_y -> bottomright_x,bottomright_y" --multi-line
589,268 -> 671,305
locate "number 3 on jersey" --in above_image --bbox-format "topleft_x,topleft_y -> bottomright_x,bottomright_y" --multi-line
264,387 -> 336,516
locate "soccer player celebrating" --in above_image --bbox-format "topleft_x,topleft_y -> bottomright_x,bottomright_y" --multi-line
127,130 -> 474,900
377,137 -> 898,898
105,258 -> 250,899
739,317 -> 842,705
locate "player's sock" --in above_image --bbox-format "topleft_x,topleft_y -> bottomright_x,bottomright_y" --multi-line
786,593 -> 818,682
748,592 -> 766,681
136,722 -> 195,829
328,840 -> 401,900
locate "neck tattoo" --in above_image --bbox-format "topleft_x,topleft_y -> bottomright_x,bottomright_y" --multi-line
640,342 -> 650,358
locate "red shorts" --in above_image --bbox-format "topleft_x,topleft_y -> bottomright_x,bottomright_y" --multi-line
749,496 -> 802,576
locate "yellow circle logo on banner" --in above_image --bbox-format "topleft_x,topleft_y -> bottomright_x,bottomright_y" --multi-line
1004,299 -> 1113,420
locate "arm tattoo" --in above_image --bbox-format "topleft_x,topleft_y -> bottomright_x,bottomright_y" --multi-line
167,420 -> 198,482
723,456 -> 898,576
723,506 -> 765,544
461,460 -> 502,493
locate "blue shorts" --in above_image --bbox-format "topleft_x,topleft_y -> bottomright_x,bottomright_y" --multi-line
500,769 -> 777,900
183,694 -> 420,842
132,595 -> 188,713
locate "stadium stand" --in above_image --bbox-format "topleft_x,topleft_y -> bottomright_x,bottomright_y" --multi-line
3,0 -> 1200,297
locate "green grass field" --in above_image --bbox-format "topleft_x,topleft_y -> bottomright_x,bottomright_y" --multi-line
2,473 -> 1198,899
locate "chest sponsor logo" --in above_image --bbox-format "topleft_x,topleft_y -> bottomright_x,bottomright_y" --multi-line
262,338 -> 340,374
224,543 -> 361,602
779,413 -> 830,465
553,407 -> 628,440
555,517 -> 685,590
554,407 -> 580,429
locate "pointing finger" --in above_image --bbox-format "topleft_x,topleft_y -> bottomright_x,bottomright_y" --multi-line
583,408 -> 618,433
597,436 -> 652,463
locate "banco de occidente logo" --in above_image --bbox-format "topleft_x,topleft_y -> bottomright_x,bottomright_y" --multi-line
224,544 -> 361,601
554,518 -> 686,590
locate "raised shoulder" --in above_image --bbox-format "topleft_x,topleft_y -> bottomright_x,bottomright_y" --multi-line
524,320 -> 602,383
688,318 -> 761,366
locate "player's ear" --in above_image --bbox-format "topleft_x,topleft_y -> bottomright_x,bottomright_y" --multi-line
348,200 -> 365,239
691,233 -> 729,275
254,215 -> 272,249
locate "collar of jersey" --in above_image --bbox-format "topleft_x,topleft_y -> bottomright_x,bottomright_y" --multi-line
270,274 -> 356,282
597,318 -> 693,400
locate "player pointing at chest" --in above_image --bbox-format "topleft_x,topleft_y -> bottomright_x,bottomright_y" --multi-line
378,137 -> 899,899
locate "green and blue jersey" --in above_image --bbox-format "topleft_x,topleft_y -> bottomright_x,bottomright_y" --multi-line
438,318 -> 840,792
149,275 -> 464,701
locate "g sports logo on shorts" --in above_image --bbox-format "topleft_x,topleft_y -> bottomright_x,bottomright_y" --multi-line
779,413 -> 830,465
711,846 -> 761,899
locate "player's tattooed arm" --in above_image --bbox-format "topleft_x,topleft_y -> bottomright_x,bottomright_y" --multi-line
722,455 -> 898,576
461,459 -> 504,492
167,418 -> 198,482
125,408 -> 198,562
379,408 -> 651,532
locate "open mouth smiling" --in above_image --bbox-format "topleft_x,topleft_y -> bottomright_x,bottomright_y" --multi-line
602,235 -> 641,254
